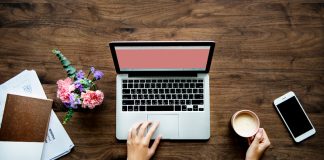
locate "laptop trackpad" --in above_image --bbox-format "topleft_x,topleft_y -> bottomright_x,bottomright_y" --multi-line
147,114 -> 179,139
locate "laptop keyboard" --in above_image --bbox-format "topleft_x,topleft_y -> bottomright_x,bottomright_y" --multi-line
122,78 -> 204,112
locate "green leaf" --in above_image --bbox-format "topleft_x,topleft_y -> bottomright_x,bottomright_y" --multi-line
66,66 -> 76,74
63,108 -> 74,124
62,59 -> 71,67
80,79 -> 89,85
52,49 -> 76,78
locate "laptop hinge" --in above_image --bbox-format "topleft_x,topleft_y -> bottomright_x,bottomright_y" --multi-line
128,72 -> 198,77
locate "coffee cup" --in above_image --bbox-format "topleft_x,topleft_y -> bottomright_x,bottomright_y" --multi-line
231,110 -> 260,138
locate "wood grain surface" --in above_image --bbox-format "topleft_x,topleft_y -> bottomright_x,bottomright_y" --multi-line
0,0 -> 323,159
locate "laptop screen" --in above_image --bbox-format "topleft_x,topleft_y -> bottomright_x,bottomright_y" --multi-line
114,46 -> 211,71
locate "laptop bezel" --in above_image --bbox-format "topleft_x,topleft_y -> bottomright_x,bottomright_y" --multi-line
109,41 -> 215,75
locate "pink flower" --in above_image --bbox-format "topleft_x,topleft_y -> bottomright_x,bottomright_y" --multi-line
68,84 -> 75,92
57,78 -> 73,103
57,86 -> 71,103
81,90 -> 104,109
57,77 -> 73,90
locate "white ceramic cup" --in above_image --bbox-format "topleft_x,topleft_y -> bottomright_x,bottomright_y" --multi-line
231,110 -> 260,138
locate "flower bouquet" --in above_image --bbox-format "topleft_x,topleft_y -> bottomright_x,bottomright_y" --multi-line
52,49 -> 104,124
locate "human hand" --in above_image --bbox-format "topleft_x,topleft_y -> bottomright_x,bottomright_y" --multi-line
127,121 -> 162,160
245,128 -> 271,160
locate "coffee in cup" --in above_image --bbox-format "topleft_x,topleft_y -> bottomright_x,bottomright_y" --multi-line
231,110 -> 260,138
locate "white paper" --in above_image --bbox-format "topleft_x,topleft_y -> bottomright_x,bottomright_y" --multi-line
0,70 -> 74,160
0,142 -> 44,160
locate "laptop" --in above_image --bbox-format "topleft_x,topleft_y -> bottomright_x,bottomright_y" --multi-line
109,41 -> 215,140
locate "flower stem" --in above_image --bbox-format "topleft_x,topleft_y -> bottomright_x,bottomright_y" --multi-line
63,108 -> 74,124
87,69 -> 91,78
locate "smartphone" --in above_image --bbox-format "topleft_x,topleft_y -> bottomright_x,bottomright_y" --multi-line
273,91 -> 316,142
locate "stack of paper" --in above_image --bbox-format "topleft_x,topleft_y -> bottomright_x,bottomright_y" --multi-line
0,70 -> 74,160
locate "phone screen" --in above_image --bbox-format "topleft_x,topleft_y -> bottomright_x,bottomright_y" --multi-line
277,96 -> 313,137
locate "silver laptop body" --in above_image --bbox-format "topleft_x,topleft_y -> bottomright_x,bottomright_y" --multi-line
109,41 -> 215,140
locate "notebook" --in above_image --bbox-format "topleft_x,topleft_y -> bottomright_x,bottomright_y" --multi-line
0,94 -> 52,159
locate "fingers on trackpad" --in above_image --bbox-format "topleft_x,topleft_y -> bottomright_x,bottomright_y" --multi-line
147,114 -> 179,139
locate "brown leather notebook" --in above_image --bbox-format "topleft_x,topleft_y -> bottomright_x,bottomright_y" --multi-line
0,94 -> 52,142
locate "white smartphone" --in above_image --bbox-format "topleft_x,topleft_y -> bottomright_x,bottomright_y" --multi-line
273,91 -> 316,142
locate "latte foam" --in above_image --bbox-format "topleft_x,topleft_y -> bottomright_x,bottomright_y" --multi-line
233,113 -> 258,137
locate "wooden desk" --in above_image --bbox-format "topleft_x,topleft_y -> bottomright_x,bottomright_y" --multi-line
0,1 -> 323,159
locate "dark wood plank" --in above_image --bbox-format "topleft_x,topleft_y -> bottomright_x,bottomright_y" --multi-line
0,0 -> 323,159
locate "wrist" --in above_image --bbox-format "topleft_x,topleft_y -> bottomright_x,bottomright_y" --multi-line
245,155 -> 260,160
